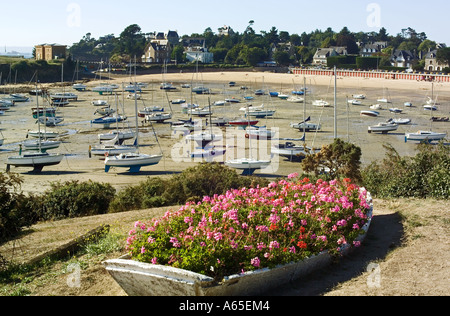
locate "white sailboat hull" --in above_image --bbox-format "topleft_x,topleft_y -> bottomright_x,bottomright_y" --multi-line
271,144 -> 318,161
225,158 -> 271,170
7,153 -> 64,170
290,122 -> 321,131
368,123 -> 398,134
405,131 -> 446,142
91,145 -> 137,156
105,154 -> 163,172
144,113 -> 172,123
23,140 -> 61,151
28,131 -> 61,139
98,131 -> 135,141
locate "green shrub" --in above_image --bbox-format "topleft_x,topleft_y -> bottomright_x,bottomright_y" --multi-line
162,163 -> 270,204
109,177 -> 168,213
109,163 -> 270,213
0,173 -> 38,243
38,181 -> 116,220
362,143 -> 450,199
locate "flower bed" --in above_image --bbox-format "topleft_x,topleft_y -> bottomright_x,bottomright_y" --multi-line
105,175 -> 373,296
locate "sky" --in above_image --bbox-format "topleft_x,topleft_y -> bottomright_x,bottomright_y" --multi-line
1,0 -> 449,53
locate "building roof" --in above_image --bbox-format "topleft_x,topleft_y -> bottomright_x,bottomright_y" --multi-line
36,43 -> 67,47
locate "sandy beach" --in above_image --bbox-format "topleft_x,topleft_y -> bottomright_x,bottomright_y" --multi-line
0,70 -> 449,195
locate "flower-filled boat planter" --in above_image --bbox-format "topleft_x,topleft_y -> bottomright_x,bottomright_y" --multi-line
104,176 -> 373,296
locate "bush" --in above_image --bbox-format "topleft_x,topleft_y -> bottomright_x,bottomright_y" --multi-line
109,177 -> 168,213
109,163 -> 270,213
362,143 -> 450,199
0,173 -> 38,243
38,181 -> 116,220
163,163 -> 269,204
301,139 -> 362,183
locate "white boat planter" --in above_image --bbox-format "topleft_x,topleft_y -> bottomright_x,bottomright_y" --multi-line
104,204 -> 373,296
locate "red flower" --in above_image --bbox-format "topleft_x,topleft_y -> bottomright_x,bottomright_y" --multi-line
297,241 -> 308,249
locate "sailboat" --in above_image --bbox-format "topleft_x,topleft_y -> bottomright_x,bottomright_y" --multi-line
226,103 -> 271,175
406,89 -> 447,143
186,100 -> 222,148
7,81 -> 64,173
273,77 -> 320,162
105,61 -> 163,173
189,101 -> 226,161
90,94 -> 137,157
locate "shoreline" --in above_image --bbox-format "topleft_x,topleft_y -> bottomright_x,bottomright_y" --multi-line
1,71 -> 448,195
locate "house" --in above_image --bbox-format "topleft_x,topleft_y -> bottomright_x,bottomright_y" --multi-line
142,40 -> 171,64
185,47 -> 214,64
313,47 -> 347,65
425,49 -> 449,72
182,38 -> 214,63
360,42 -> 388,57
218,25 -> 234,37
35,44 -> 67,61
390,50 -> 417,69
142,30 -> 180,64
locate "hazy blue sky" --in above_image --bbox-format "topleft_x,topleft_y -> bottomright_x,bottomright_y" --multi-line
1,0 -> 449,52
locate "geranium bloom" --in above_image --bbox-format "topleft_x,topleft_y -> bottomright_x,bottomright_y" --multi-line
251,257 -> 261,268
126,177 -> 372,280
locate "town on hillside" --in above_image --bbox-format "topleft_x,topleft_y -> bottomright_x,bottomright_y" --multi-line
6,25 -> 450,76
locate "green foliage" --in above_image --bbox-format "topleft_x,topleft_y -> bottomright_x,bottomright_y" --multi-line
362,143 -> 450,199
109,177 -> 168,213
38,181 -> 116,220
109,163 -> 269,213
356,57 -> 381,70
0,173 -> 38,243
301,139 -> 362,183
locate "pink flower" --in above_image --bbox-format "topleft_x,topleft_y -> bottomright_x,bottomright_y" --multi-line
170,237 -> 181,248
151,257 -> 158,265
269,241 -> 280,250
288,172 -> 299,179
141,246 -> 146,254
251,257 -> 261,268
214,232 -> 223,241
256,225 -> 269,233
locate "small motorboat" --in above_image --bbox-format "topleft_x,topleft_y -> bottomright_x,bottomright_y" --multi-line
389,108 -> 403,114
361,110 -> 380,117
405,131 -> 446,143
368,122 -> 398,134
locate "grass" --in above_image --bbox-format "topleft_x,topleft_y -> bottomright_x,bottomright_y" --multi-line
0,56 -> 28,64
0,231 -> 125,296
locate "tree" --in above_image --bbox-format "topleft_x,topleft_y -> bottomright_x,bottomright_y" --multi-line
171,45 -> 186,64
436,47 -> 450,66
273,50 -> 291,66
117,24 -> 146,60
301,139 -> 362,183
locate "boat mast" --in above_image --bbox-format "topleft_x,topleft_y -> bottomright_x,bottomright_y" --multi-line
334,65 -> 337,139
36,77 -> 42,153
134,56 -> 139,154
303,76 -> 306,146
